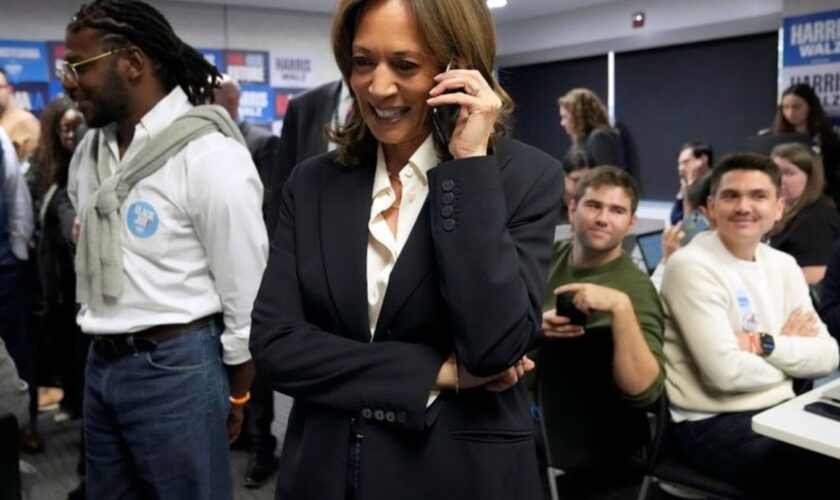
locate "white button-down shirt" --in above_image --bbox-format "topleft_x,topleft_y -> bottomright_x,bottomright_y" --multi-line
73,87 -> 268,365
0,127 -> 33,261
367,134 -> 438,337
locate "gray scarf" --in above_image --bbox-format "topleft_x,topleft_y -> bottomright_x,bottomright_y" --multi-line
75,104 -> 246,310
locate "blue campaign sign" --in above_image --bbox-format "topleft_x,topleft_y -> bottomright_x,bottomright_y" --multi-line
13,82 -> 50,117
783,9 -> 840,67
48,80 -> 65,101
47,41 -> 66,81
225,50 -> 269,84
198,48 -> 225,73
0,40 -> 49,83
239,84 -> 273,123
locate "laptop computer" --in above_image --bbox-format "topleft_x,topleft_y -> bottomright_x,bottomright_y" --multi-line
747,132 -> 812,156
822,385 -> 840,404
636,230 -> 664,275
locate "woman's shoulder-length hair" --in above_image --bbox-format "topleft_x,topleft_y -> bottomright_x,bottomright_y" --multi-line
558,88 -> 612,142
328,0 -> 514,166
770,141 -> 828,235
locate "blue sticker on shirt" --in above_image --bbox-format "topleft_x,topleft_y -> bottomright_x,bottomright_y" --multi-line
126,201 -> 159,238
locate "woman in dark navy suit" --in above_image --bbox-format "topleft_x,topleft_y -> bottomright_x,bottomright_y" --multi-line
250,0 -> 563,498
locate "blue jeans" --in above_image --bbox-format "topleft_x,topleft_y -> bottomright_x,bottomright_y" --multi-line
84,322 -> 232,500
0,262 -> 36,429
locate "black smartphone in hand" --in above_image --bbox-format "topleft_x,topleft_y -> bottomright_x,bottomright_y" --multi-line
556,292 -> 587,327
431,60 -> 460,145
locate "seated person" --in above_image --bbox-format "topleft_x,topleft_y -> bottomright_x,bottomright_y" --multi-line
671,141 -> 713,224
818,241 -> 840,343
543,165 -> 664,408
536,168 -> 664,494
653,171 -> 714,290
558,144 -> 596,223
661,153 -> 840,497
768,142 -> 840,285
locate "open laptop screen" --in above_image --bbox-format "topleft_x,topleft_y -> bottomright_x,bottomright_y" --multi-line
636,231 -> 664,275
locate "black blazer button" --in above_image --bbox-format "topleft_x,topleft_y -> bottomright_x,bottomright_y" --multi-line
441,205 -> 454,217
396,411 -> 407,423
374,409 -> 385,421
442,179 -> 455,192
443,219 -> 456,231
361,408 -> 373,419
385,411 -> 396,423
442,192 -> 455,205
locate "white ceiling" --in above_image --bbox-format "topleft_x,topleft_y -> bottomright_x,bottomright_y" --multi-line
163,0 -> 621,25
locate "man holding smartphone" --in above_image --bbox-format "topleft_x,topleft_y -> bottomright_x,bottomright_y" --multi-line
541,166 -> 664,408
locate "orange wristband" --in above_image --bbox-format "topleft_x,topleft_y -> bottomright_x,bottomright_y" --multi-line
229,391 -> 251,406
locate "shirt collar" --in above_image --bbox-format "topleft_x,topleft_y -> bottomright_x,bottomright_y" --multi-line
371,134 -> 439,200
137,86 -> 193,140
101,86 -> 193,148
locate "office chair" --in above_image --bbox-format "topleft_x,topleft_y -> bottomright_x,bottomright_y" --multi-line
0,413 -> 22,500
637,395 -> 745,500
535,335 -> 651,500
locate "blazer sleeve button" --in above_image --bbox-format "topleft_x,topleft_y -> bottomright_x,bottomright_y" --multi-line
441,205 -> 454,217
442,192 -> 455,205
374,409 -> 385,421
396,411 -> 407,423
441,179 -> 455,192
362,408 -> 373,419
385,411 -> 396,423
443,219 -> 456,231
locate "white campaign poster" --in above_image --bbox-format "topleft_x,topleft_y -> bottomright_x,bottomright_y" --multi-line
781,8 -> 840,125
270,53 -> 317,88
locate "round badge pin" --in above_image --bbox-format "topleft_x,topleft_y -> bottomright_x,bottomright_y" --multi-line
742,312 -> 759,333
126,201 -> 159,238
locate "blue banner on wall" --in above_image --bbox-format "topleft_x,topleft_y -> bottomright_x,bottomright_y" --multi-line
239,84 -> 274,123
13,82 -> 50,116
48,80 -> 65,101
0,40 -> 49,83
225,50 -> 269,84
198,48 -> 226,74
47,41 -> 66,81
781,9 -> 840,124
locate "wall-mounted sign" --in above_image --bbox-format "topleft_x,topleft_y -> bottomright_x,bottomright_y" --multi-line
781,9 -> 840,124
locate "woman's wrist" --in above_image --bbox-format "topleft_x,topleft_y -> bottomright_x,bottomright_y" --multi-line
434,356 -> 460,390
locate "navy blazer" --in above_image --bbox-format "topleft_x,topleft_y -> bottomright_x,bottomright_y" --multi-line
267,80 -> 342,237
251,136 -> 563,500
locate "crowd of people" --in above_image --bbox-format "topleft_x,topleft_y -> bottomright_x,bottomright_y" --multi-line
1,0 -> 840,499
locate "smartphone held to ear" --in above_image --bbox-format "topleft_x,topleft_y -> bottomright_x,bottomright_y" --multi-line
431,60 -> 461,145
556,293 -> 587,327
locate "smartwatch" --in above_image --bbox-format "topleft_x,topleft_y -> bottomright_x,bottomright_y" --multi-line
758,332 -> 775,357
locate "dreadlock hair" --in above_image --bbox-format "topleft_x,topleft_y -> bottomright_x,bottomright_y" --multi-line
67,0 -> 220,105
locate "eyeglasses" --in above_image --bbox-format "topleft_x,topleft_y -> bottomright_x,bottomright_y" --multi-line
55,48 -> 126,84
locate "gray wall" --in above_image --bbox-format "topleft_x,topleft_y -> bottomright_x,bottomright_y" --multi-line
0,0 -> 341,85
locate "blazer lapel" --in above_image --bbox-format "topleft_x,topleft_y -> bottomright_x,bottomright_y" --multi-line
320,159 -> 374,342
373,199 -> 435,339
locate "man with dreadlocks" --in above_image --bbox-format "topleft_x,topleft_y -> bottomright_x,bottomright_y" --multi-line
60,1 -> 267,498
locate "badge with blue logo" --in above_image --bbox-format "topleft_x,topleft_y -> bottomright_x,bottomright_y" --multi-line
126,201 -> 159,238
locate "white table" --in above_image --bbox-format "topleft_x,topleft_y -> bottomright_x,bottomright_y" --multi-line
752,378 -> 840,460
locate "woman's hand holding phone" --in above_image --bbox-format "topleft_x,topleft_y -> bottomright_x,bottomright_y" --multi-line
427,66 -> 501,159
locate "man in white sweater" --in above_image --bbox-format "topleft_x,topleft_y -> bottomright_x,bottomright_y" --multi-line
661,153 -> 840,497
